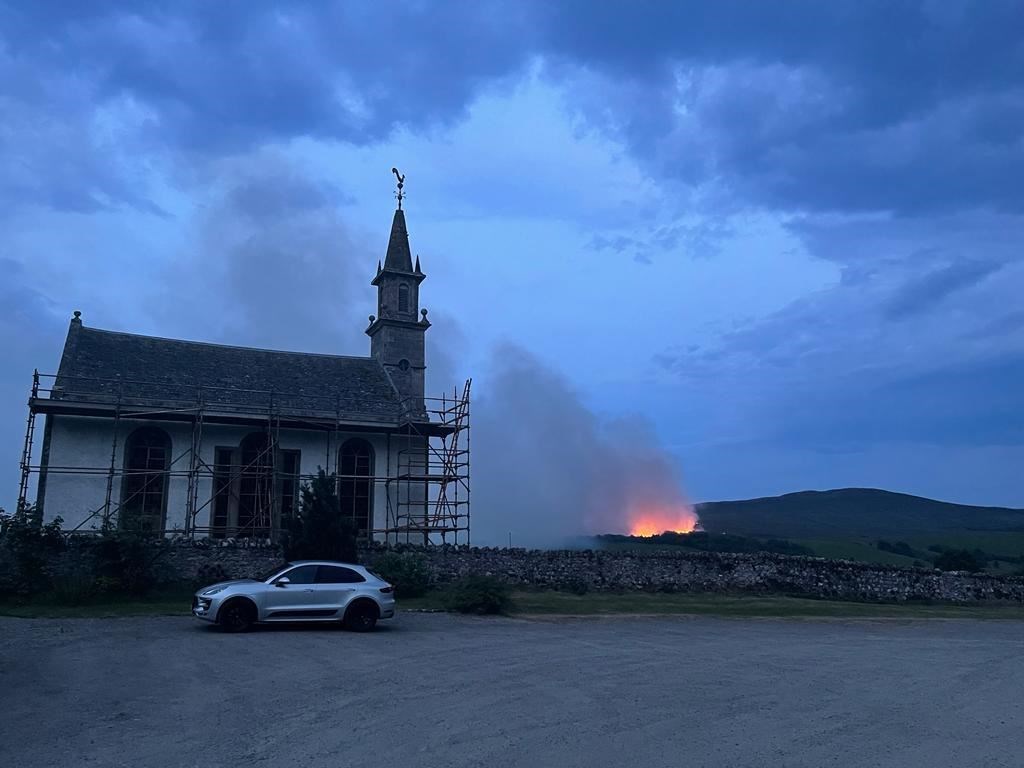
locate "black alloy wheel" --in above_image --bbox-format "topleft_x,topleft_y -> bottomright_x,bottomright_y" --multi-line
344,601 -> 379,632
219,599 -> 255,632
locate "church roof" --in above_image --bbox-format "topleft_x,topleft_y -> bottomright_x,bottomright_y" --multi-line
51,321 -> 405,424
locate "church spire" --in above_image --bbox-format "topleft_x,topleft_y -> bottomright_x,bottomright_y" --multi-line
367,167 -> 429,414
383,208 -> 414,272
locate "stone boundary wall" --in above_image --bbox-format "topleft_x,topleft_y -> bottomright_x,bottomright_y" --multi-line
144,540 -> 1024,604
386,546 -> 1024,603
158,538 -> 285,582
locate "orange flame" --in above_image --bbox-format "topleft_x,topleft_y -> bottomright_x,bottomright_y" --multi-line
628,505 -> 699,537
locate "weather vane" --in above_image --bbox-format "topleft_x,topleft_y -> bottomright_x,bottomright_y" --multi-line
391,167 -> 405,210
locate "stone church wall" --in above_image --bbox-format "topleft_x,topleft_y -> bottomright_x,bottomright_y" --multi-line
139,541 -> 1024,604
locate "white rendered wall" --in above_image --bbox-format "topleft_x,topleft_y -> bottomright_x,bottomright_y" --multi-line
39,415 -> 401,537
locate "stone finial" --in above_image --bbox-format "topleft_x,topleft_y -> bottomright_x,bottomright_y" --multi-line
72,310 -> 82,323
368,314 -> 376,323
420,308 -> 429,324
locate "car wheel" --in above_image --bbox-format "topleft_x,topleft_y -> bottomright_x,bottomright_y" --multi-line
218,598 -> 256,633
344,600 -> 379,632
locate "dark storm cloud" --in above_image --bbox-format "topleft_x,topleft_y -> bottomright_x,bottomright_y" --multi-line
769,353 -> 1024,449
7,1 -> 1023,216
538,0 -> 1024,214
1,0 -> 531,151
884,258 -> 1003,320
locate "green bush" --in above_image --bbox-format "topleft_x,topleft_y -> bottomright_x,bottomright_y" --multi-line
371,552 -> 431,598
0,505 -> 65,597
283,469 -> 358,563
934,549 -> 984,573
50,561 -> 97,605
91,531 -> 168,596
194,563 -> 231,590
444,575 -> 512,614
561,577 -> 590,596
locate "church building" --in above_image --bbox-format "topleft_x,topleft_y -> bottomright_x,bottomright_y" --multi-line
20,182 -> 470,544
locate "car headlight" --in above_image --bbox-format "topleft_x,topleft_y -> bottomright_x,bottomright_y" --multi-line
202,586 -> 228,596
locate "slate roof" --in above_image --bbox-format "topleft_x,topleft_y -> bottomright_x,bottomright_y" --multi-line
51,321 -> 405,423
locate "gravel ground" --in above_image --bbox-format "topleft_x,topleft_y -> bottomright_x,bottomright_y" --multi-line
1,612 -> 1022,767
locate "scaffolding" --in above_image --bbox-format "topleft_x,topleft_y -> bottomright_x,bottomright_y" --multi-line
17,371 -> 470,545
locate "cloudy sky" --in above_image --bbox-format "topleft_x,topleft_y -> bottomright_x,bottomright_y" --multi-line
2,1 -> 1022,529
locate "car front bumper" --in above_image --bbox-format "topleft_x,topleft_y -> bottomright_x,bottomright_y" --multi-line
192,595 -> 218,623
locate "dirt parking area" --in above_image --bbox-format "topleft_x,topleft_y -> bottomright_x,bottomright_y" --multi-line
1,612 -> 1022,767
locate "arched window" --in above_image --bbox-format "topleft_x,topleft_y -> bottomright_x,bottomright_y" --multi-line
339,439 -> 374,536
398,283 -> 410,313
238,432 -> 274,537
120,427 -> 171,533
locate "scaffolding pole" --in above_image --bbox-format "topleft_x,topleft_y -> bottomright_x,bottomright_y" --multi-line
18,371 -> 471,544
16,370 -> 40,514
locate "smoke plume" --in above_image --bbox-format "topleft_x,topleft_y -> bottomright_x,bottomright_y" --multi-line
471,344 -> 695,548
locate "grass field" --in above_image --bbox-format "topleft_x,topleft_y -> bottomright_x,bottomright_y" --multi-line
793,538 -> 922,566
0,589 -> 193,619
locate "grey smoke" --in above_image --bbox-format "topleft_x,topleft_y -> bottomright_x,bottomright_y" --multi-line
471,344 -> 694,549
160,155 -> 371,355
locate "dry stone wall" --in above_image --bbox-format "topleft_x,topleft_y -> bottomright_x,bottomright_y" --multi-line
143,540 -> 1024,603
371,545 -> 1024,604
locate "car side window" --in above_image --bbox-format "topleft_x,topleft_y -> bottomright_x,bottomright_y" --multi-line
280,565 -> 318,584
316,565 -> 366,584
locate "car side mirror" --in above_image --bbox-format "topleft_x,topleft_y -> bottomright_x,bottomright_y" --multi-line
275,577 -> 291,588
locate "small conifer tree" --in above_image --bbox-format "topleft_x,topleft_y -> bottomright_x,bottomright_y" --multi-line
282,469 -> 358,562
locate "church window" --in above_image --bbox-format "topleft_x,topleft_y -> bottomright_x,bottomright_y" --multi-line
210,447 -> 233,538
209,439 -> 299,539
398,283 -> 410,313
398,358 -> 410,372
120,427 -> 171,533
238,433 -> 274,538
339,438 -> 374,536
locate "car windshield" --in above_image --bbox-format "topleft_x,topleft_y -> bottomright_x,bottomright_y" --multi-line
253,563 -> 290,582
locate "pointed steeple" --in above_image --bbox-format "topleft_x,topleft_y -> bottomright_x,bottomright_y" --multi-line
384,209 -> 414,272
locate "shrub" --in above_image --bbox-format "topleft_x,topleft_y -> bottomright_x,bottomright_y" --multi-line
934,549 -> 984,573
0,505 -> 65,597
561,577 -> 590,596
877,540 -> 916,557
50,561 -> 97,605
194,563 -> 232,590
444,575 -> 512,614
283,469 -> 358,563
91,531 -> 167,596
371,552 -> 430,598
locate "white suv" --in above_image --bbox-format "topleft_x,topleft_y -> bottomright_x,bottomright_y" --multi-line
192,560 -> 395,632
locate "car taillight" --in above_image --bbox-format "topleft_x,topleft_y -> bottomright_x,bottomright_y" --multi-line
380,586 -> 394,594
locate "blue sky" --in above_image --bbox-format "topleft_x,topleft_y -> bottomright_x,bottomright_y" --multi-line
2,1 -> 1022,536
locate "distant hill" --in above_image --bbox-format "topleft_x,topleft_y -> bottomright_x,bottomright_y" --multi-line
695,488 -> 1024,539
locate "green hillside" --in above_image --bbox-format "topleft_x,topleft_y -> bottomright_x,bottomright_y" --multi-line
696,488 -> 1024,539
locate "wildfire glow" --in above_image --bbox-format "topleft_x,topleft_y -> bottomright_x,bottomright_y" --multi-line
628,505 -> 699,537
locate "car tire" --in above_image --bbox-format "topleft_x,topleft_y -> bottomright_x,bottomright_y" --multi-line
344,600 -> 379,632
218,598 -> 256,633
